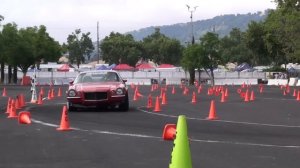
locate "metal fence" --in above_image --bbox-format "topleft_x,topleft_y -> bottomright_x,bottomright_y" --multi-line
16,71 -> 266,85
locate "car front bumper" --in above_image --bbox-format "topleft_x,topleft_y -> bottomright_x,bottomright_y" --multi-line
67,95 -> 127,108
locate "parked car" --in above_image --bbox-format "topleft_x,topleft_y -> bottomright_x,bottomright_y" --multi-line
66,70 -> 129,111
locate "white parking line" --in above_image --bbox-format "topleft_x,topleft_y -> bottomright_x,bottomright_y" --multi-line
137,107 -> 300,128
31,118 -> 300,149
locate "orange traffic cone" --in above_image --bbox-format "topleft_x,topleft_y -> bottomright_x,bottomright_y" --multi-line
147,94 -> 153,108
48,90 -> 52,100
259,86 -> 263,93
162,124 -> 176,140
224,88 -> 228,97
183,87 -> 189,95
137,90 -> 143,98
208,88 -> 214,95
19,94 -> 25,107
57,87 -> 62,97
293,89 -> 297,97
18,111 -> 31,124
2,87 -> 7,97
283,89 -> 287,96
6,97 -> 11,114
242,82 -> 245,88
51,89 -> 55,99
191,91 -> 197,104
153,96 -> 161,112
296,91 -> 300,101
250,90 -> 255,101
172,86 -> 176,94
159,88 -> 164,98
220,91 -> 226,103
161,92 -> 167,105
8,99 -> 18,118
207,100 -> 218,120
244,90 -> 250,102
133,89 -> 138,101
286,85 -> 290,93
21,94 -> 26,106
57,105 -> 72,131
15,96 -> 21,110
197,86 -> 202,94
37,93 -> 43,105
40,87 -> 44,96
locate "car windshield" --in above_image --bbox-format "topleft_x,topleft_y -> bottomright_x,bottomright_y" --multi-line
74,72 -> 120,83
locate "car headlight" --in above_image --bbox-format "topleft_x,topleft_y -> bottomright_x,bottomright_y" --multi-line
68,89 -> 77,97
116,88 -> 124,95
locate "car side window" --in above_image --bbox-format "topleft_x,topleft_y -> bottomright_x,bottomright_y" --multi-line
83,76 -> 93,83
105,72 -> 119,82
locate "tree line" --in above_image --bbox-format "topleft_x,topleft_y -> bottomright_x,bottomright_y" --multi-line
0,0 -> 298,85
100,0 -> 299,85
182,0 -> 299,85
0,20 -> 61,84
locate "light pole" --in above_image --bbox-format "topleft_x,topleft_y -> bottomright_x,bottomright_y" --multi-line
97,21 -> 100,64
186,4 -> 198,44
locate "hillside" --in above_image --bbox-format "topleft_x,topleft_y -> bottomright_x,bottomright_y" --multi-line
89,11 -> 269,62
127,10 -> 269,43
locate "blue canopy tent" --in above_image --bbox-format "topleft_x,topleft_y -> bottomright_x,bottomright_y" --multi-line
96,65 -> 109,70
107,64 -> 116,70
235,63 -> 251,72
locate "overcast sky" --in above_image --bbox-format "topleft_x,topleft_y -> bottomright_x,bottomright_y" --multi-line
0,0 -> 276,44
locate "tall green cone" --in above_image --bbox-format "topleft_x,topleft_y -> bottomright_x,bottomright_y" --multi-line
169,115 -> 192,168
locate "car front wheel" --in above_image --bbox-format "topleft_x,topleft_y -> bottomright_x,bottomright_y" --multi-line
67,102 -> 77,112
119,95 -> 129,111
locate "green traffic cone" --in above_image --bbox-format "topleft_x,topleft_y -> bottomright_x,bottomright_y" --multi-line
169,115 -> 192,168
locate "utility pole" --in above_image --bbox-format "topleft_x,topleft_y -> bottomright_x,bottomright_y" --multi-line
97,21 -> 100,64
186,4 -> 198,44
186,4 -> 198,86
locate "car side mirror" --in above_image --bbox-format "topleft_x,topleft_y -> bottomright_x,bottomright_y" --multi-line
123,79 -> 127,83
69,80 -> 74,85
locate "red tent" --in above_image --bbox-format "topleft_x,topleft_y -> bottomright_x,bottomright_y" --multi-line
136,63 -> 154,70
113,64 -> 135,71
158,64 -> 175,68
57,64 -> 70,72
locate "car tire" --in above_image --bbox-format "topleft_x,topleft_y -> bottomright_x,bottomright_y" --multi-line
67,102 -> 77,112
119,94 -> 129,111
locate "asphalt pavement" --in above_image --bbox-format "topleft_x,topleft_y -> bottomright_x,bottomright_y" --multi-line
0,84 -> 300,168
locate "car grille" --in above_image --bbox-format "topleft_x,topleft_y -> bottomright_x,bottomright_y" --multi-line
84,92 -> 108,100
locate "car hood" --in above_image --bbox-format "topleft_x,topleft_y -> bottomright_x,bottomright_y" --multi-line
72,82 -> 123,92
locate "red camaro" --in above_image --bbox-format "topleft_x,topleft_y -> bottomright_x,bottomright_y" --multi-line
66,70 -> 129,111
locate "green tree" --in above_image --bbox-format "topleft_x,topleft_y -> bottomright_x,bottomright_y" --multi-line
264,0 -> 300,66
220,28 -> 252,64
35,25 -> 61,64
0,23 -> 4,83
1,23 -> 19,83
181,44 -> 203,85
100,32 -> 141,66
181,32 -> 221,86
245,21 -> 270,65
142,28 -> 183,65
159,38 -> 183,65
14,27 -> 37,76
0,15 -> 4,83
67,29 -> 94,68
199,32 -> 221,86
1,24 -> 61,83
274,0 -> 300,11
